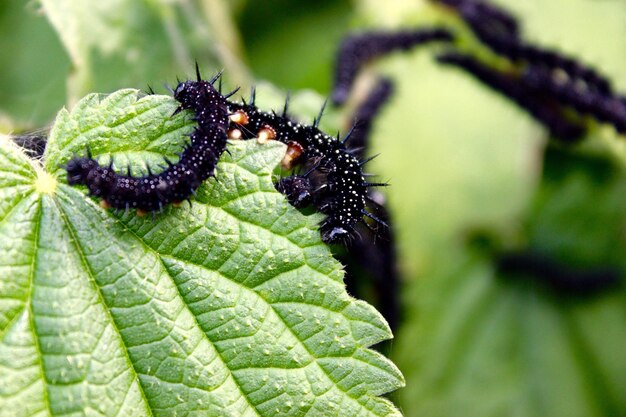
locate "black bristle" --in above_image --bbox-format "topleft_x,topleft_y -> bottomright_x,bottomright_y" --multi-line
313,98 -> 328,128
195,61 -> 202,81
282,91 -> 291,117
249,86 -> 256,106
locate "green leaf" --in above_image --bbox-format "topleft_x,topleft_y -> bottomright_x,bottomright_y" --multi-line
393,145 -> 626,417
395,146 -> 626,415
396,248 -> 626,417
0,90 -> 404,416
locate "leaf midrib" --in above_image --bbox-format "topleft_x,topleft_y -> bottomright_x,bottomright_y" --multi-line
52,194 -> 156,417
27,196 -> 52,417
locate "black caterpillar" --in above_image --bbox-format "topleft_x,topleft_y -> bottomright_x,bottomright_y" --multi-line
436,0 -> 612,92
454,2 -> 612,94
329,0 -> 626,142
432,0 -> 626,140
332,28 -> 454,105
449,0 -> 519,37
521,67 -> 626,134
224,87 -> 388,243
12,133 -> 47,158
436,52 -> 587,141
65,66 -> 387,244
66,69 -> 229,213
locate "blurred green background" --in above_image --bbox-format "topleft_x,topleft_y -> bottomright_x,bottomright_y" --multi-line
1,1 -> 624,416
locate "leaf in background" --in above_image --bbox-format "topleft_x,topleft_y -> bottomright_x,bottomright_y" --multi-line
397,138 -> 626,417
397,247 -> 626,417
0,1 -> 257,131
0,1 -> 70,128
0,90 -> 404,416
236,0 -> 352,92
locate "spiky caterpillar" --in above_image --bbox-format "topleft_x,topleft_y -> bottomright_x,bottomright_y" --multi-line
467,20 -> 613,95
437,0 -> 519,38
438,0 -> 626,138
225,91 -> 387,244
65,71 -> 229,212
432,0 -> 626,140
332,28 -> 454,105
521,67 -> 626,134
437,0 -> 613,94
64,69 -> 385,243
328,1 -> 614,141
437,52 -> 586,141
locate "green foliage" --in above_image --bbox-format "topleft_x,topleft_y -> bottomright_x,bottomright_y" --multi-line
395,144 -> 626,417
0,0 -> 69,128
1,1 -> 625,416
0,0 -> 245,128
0,91 -> 403,416
236,0 -> 352,91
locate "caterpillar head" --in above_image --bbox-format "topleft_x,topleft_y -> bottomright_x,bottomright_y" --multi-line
276,176 -> 313,208
66,158 -> 99,185
321,223 -> 354,244
174,81 -> 198,110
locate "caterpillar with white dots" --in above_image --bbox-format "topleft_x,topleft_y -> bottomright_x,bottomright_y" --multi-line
226,88 -> 388,243
66,69 -> 229,213
65,65 -> 386,244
